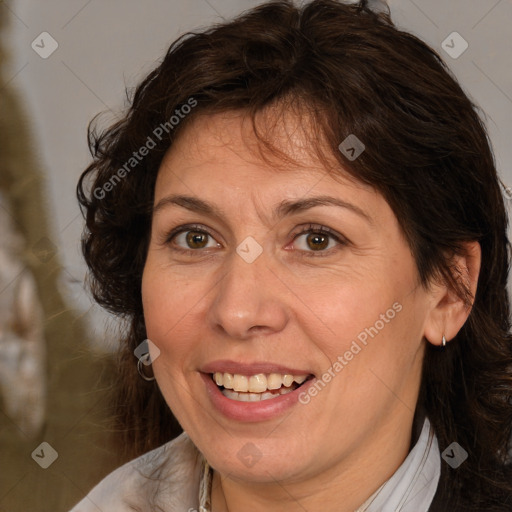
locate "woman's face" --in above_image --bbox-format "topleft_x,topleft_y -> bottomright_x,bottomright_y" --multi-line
142,110 -> 436,485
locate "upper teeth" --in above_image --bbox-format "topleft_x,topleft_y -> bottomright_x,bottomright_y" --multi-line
212,372 -> 308,393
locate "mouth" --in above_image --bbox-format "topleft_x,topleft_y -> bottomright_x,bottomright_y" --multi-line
211,372 -> 314,402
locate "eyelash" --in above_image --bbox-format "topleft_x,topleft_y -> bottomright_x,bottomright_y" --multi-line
289,224 -> 347,258
163,223 -> 347,258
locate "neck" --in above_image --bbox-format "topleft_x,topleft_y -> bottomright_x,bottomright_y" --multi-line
210,413 -> 415,512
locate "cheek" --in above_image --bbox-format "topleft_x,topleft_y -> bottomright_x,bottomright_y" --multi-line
142,267 -> 178,355
306,273 -> 421,402
141,265 -> 206,366
141,268 -> 204,414
300,278 -> 400,353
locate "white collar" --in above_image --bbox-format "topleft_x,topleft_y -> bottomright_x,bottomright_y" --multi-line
356,417 -> 440,511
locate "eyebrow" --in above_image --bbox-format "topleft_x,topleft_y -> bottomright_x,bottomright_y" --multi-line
153,194 -> 373,225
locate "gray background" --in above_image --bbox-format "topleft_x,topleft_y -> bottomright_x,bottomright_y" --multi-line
4,0 -> 512,349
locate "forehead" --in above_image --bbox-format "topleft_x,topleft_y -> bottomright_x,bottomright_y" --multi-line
156,108 -> 367,194
152,110 -> 394,236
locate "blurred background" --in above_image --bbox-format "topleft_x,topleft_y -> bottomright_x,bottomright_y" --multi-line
0,0 -> 511,510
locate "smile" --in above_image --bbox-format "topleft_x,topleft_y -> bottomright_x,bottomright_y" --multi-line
211,372 -> 311,402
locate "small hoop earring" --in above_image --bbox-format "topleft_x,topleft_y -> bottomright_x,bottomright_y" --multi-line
442,335 -> 447,347
137,353 -> 156,381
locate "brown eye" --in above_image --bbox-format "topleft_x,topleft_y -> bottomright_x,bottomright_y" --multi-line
169,227 -> 220,251
186,231 -> 209,249
306,233 -> 329,251
293,227 -> 342,254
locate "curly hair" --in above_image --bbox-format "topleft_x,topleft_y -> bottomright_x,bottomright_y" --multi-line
77,0 -> 512,509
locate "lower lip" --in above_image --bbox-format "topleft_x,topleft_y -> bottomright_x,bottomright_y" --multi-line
200,372 -> 314,422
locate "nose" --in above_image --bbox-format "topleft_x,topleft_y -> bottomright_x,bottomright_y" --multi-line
207,249 -> 289,340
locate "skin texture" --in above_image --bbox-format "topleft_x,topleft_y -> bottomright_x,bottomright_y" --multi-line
141,109 -> 480,512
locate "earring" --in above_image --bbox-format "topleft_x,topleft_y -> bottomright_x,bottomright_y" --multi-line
137,353 -> 156,381
442,335 -> 447,347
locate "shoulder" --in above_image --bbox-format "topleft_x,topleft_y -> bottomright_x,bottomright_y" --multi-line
68,432 -> 204,512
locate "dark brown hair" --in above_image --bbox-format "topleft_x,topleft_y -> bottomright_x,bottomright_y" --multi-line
77,0 -> 512,509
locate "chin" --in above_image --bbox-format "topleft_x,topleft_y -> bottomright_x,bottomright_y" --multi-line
201,436 -> 313,483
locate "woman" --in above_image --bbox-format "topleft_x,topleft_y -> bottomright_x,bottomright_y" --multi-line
71,0 -> 512,510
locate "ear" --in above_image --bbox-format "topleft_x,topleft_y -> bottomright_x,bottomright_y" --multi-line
423,241 -> 481,346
